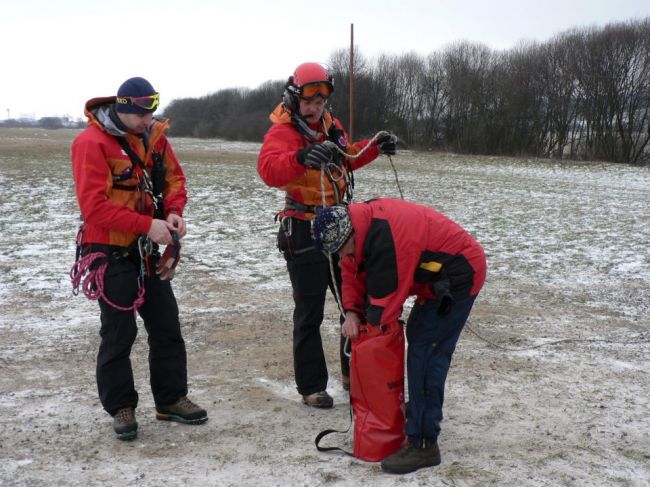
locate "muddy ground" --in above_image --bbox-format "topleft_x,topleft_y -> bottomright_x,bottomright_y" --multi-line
0,128 -> 648,486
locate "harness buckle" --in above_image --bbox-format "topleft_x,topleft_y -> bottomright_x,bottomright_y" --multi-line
138,236 -> 153,260
280,216 -> 293,237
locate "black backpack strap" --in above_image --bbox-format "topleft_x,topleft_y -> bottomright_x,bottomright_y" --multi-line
115,136 -> 165,218
314,401 -> 354,457
115,135 -> 164,185
115,136 -> 146,172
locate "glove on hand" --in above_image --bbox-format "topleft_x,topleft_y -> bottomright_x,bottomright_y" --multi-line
433,280 -> 455,317
375,133 -> 398,155
296,143 -> 334,168
156,232 -> 181,280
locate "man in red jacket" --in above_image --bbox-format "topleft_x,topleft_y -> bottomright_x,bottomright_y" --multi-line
71,77 -> 207,440
258,63 -> 397,408
312,199 -> 487,474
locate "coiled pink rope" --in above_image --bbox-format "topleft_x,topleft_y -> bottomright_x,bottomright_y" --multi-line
70,252 -> 145,314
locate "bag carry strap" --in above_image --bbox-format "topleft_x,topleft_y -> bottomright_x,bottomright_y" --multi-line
314,402 -> 354,457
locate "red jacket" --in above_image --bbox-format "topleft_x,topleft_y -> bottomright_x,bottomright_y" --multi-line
341,198 -> 487,326
257,103 -> 379,220
71,97 -> 187,247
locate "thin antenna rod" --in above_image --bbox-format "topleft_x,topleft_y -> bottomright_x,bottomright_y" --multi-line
349,23 -> 354,142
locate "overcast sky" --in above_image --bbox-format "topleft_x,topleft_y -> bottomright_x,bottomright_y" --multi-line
2,0 -> 649,120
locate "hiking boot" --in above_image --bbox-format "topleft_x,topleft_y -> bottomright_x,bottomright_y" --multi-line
302,391 -> 334,409
381,441 -> 441,474
113,407 -> 137,441
156,396 -> 208,424
341,375 -> 351,392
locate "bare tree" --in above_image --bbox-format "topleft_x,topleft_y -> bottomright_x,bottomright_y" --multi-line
164,18 -> 650,163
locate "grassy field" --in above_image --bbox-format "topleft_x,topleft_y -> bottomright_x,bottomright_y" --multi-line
0,127 -> 648,486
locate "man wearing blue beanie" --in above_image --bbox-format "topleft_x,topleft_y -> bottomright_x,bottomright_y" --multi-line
71,77 -> 208,440
115,76 -> 159,114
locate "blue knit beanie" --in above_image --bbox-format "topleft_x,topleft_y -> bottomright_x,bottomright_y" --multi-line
312,206 -> 353,253
115,77 -> 158,114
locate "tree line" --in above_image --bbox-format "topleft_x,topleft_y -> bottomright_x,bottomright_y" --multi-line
164,18 -> 650,165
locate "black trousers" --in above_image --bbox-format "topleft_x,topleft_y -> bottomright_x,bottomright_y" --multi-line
279,218 -> 349,396
93,248 -> 187,416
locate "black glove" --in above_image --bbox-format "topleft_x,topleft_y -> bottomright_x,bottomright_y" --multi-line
433,280 -> 455,317
437,293 -> 455,317
375,133 -> 398,155
296,143 -> 334,168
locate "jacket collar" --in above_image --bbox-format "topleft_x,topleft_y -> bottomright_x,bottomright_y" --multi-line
268,103 -> 334,132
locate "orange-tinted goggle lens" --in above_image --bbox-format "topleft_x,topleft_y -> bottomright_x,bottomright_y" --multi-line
116,93 -> 160,110
300,82 -> 332,99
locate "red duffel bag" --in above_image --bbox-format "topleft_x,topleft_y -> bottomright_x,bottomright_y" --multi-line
315,320 -> 406,461
350,320 -> 406,461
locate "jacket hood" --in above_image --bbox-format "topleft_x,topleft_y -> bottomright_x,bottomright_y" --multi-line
83,97 -> 127,137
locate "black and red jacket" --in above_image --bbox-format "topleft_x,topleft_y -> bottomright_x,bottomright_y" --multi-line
341,198 -> 487,326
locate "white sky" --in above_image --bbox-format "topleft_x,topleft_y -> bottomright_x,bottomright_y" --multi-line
2,0 -> 649,120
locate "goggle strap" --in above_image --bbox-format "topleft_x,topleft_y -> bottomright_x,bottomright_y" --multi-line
116,93 -> 159,110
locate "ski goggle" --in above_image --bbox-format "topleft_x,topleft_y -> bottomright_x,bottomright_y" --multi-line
300,82 -> 332,99
115,93 -> 160,110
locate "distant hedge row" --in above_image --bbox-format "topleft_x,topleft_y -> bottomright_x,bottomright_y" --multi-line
164,18 -> 650,164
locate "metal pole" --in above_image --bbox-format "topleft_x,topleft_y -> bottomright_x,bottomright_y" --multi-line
349,23 -> 354,142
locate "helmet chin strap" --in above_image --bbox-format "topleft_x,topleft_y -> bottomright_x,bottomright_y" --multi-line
291,110 -> 323,143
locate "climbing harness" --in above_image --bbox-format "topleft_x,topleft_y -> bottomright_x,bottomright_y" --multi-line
70,227 -> 150,315
115,137 -> 168,218
291,111 -> 357,206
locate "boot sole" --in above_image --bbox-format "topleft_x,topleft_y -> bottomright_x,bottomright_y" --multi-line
302,403 -> 334,409
301,399 -> 334,409
381,458 -> 441,474
381,463 -> 438,474
116,429 -> 138,441
155,412 -> 208,424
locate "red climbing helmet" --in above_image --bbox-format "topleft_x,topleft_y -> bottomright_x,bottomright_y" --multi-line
292,62 -> 334,98
283,63 -> 334,112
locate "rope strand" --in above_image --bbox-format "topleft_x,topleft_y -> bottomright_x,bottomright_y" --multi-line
387,155 -> 404,200
464,321 -> 649,351
322,130 -> 404,199
322,130 -> 388,160
70,252 -> 145,315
